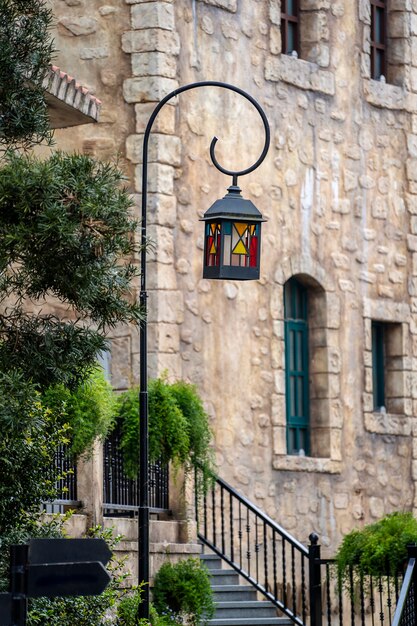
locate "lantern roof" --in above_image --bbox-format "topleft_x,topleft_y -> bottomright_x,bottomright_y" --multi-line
202,185 -> 266,223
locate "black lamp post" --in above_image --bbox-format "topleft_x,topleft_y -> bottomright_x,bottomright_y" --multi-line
138,81 -> 270,622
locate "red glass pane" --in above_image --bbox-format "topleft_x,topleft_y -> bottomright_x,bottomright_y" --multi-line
249,236 -> 258,268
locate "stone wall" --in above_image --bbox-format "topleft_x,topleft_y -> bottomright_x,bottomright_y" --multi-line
50,0 -> 417,557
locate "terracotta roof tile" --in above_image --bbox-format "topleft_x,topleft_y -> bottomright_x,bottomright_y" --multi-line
42,65 -> 102,124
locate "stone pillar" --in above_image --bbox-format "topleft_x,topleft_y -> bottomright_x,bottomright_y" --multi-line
122,0 -> 183,381
168,466 -> 198,544
76,440 -> 104,527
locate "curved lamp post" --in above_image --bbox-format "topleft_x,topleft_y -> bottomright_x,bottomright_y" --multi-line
138,81 -> 270,621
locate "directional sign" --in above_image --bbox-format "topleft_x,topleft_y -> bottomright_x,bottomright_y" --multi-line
27,561 -> 111,598
0,593 -> 12,626
29,538 -> 112,567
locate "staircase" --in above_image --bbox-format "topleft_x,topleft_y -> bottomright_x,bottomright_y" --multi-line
201,552 -> 292,626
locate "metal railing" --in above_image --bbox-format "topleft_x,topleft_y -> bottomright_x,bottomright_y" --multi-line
103,422 -> 169,516
195,470 -> 311,625
392,547 -> 417,626
196,471 -> 416,626
320,558 -> 404,626
41,444 -> 80,514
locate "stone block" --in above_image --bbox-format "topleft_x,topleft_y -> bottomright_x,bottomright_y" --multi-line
330,428 -> 342,461
269,0 -> 280,26
126,133 -> 181,166
388,38 -> 411,65
147,289 -> 184,324
131,51 -> 177,78
135,102 -> 176,134
136,192 -> 177,227
148,322 -> 179,353
388,12 -> 410,38
147,224 -> 174,264
131,3 -> 174,30
273,426 -> 287,455
300,12 -> 329,44
135,162 -> 175,194
199,0 -> 237,12
122,29 -> 180,55
123,76 -> 179,103
58,16 -> 98,36
110,336 -> 132,389
147,260 -> 178,290
310,347 -> 328,374
271,394 -> 286,426
264,56 -> 335,95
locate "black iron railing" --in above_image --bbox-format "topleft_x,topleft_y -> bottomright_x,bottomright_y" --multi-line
392,547 -> 417,626
195,470 -> 311,625
196,471 -> 415,626
41,444 -> 80,514
320,558 -> 404,626
103,423 -> 169,516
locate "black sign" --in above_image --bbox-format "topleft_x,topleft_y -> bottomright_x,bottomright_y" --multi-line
0,593 -> 12,626
27,561 -> 111,598
29,538 -> 112,567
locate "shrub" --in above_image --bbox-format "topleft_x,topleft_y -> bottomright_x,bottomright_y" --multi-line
335,511 -> 417,585
152,558 -> 215,626
0,371 -> 70,535
116,378 -> 215,489
43,366 -> 116,457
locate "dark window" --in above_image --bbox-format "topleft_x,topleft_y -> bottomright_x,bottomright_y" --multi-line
284,278 -> 309,455
372,321 -> 385,409
370,0 -> 387,80
281,0 -> 299,56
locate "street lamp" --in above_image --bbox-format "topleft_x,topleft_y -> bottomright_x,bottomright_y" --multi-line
138,81 -> 270,622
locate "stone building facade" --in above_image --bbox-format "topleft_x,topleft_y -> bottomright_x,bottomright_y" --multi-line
50,0 -> 417,557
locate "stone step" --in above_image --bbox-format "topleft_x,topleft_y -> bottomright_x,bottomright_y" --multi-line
200,553 -> 223,569
207,617 -> 292,626
211,584 -> 257,602
201,550 -> 291,626
214,600 -> 278,618
208,568 -> 240,585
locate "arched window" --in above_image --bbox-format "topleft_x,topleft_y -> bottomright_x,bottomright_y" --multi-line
284,278 -> 310,455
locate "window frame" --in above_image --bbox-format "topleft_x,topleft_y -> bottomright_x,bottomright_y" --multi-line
370,0 -> 387,80
281,0 -> 300,56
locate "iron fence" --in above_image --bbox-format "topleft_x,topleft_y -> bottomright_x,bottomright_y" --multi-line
41,444 -> 79,514
320,558 -> 404,626
103,422 -> 169,516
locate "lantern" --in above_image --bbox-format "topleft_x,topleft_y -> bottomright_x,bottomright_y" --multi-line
202,185 -> 265,280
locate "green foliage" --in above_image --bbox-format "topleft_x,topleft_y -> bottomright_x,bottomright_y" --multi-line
335,512 -> 417,584
152,558 -> 215,626
43,366 -> 116,456
118,378 -> 189,478
0,370 -> 70,534
116,378 -> 215,485
0,150 -> 142,389
169,381 -> 216,489
0,0 -> 54,149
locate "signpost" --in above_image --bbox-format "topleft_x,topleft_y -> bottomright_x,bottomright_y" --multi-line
0,539 -> 112,626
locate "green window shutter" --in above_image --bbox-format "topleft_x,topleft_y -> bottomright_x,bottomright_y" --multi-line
372,322 -> 385,410
284,279 -> 310,455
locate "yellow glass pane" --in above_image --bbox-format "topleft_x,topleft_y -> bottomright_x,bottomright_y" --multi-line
234,223 -> 247,237
210,224 -> 216,235
210,242 -> 217,254
232,240 -> 248,255
249,225 -> 256,235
